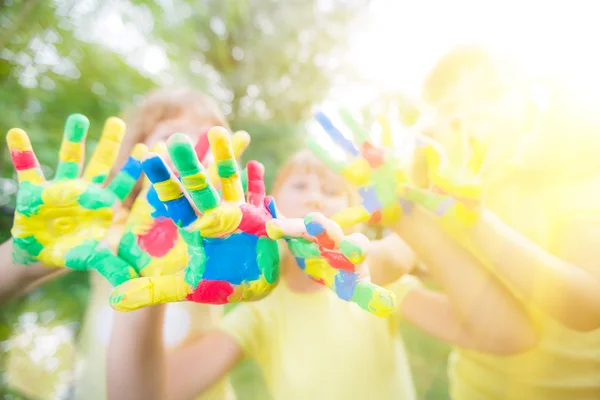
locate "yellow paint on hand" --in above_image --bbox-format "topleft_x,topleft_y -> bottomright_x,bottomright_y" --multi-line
341,158 -> 371,187
17,169 -> 44,184
367,289 -> 396,317
153,180 -> 184,202
110,275 -> 192,311
181,172 -> 208,192
141,237 -> 189,277
305,258 -> 337,288
59,140 -> 84,163
191,205 -> 242,238
6,128 -> 33,151
220,175 -> 244,202
332,206 -> 371,230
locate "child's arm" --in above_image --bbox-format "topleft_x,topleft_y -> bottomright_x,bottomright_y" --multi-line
463,210 -> 600,331
107,306 -> 243,400
0,239 -> 66,302
390,206 -> 539,354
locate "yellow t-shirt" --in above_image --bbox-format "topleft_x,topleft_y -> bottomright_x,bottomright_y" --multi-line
218,278 -> 416,400
450,172 -> 600,400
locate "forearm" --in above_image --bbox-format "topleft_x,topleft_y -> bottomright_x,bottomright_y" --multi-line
0,239 -> 62,303
107,305 -> 167,400
464,209 -> 600,330
392,207 -> 538,353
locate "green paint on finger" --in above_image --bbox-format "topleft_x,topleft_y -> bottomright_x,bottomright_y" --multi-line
339,240 -> 363,261
91,174 -> 108,184
241,167 -> 248,194
372,162 -> 399,207
15,182 -> 44,216
217,159 -> 237,178
110,291 -> 124,305
287,238 -> 321,258
64,239 -> 98,271
351,281 -> 395,315
54,161 -> 79,180
339,108 -> 370,144
88,248 -> 136,286
189,187 -> 219,212
64,113 -> 90,142
257,236 -> 280,284
12,236 -> 43,265
306,136 -> 346,172
169,140 -> 201,176
118,231 -> 151,274
108,173 -> 137,201
78,185 -> 117,210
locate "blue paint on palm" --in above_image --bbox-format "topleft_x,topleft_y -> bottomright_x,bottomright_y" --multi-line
358,186 -> 383,213
202,232 -> 261,284
334,270 -> 359,301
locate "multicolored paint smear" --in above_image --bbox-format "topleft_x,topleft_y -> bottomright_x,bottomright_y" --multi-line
7,114 -> 145,286
402,133 -> 486,226
110,128 -> 280,311
266,212 -> 396,317
307,110 -> 407,229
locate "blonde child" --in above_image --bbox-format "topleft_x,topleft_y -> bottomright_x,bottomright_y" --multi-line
409,45 -> 600,400
1,88 -> 238,400
106,142 -> 535,400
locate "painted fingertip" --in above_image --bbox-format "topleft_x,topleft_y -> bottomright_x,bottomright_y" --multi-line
231,130 -> 251,153
266,220 -> 284,240
167,132 -> 192,146
207,126 -> 230,143
151,141 -> 168,155
103,117 -> 126,141
369,289 -> 397,317
6,128 -> 31,150
64,113 -> 90,142
314,111 -> 333,127
246,160 -> 265,176
304,215 -> 325,236
131,143 -> 148,161
142,153 -> 171,182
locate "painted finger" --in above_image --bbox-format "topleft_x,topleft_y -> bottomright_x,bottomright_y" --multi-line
339,108 -> 371,145
107,143 -> 147,202
191,206 -> 243,238
339,232 -> 369,264
305,136 -> 347,173
266,218 -> 307,240
6,128 -> 45,184
351,280 -> 396,317
87,248 -> 139,287
83,117 -> 126,184
55,114 -> 90,180
141,142 -> 168,190
331,206 -> 371,230
168,133 -> 219,213
378,114 -> 393,147
194,129 -> 211,163
206,130 -> 250,188
314,111 -> 359,156
467,136 -> 487,176
142,153 -> 198,228
246,160 -> 266,207
110,275 -> 192,311
208,127 -> 244,203
304,212 -> 344,249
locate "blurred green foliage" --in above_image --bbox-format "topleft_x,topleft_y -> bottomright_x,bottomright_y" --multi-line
0,1 -> 450,399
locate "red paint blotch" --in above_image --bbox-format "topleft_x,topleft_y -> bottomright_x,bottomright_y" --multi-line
322,248 -> 355,271
361,142 -> 385,168
187,280 -> 235,304
11,150 -> 38,171
137,217 -> 179,257
238,204 -> 271,236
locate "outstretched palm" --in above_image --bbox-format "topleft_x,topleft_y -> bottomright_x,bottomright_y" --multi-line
7,114 -> 145,286
266,212 -> 396,317
307,110 -> 409,229
110,128 -> 279,311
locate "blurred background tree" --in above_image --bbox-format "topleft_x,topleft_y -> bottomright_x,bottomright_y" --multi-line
0,0 -> 371,397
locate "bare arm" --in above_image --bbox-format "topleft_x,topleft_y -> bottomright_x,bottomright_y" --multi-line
0,239 -> 65,303
107,306 -> 242,400
464,210 -> 600,331
390,206 -> 538,354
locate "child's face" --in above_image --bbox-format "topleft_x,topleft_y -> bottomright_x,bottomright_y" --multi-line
274,168 -> 349,219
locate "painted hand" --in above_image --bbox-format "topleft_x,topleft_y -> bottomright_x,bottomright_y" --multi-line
402,130 -> 486,226
307,110 -> 408,229
110,128 -> 279,311
117,130 -> 251,278
266,212 -> 396,317
7,114 -> 146,285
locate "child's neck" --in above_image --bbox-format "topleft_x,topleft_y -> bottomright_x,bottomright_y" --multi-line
283,253 -> 324,294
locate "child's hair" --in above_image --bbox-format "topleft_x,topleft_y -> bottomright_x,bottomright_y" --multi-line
112,87 -> 229,207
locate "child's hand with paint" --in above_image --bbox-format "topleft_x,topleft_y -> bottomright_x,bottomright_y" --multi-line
266,212 -> 396,317
402,128 -> 486,226
307,110 -> 408,229
6,114 -> 146,286
109,127 -> 279,311
117,130 -> 251,278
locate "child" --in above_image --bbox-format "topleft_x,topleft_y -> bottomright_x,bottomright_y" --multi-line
2,88 -> 239,400
413,45 -> 600,400
107,140 -> 535,400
